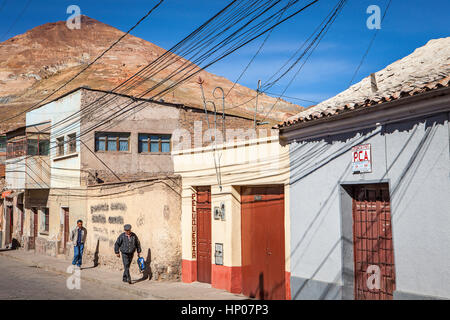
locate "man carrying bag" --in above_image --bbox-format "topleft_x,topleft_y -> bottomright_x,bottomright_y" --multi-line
114,224 -> 142,284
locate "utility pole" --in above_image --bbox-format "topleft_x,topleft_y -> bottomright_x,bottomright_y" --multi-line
254,79 -> 261,129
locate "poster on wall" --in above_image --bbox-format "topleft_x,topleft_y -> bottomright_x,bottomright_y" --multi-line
352,144 -> 372,173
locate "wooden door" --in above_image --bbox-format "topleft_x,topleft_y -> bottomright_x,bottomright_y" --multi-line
7,206 -> 13,244
31,208 -> 38,249
241,186 -> 285,300
196,187 -> 211,284
352,184 -> 395,300
63,208 -> 70,254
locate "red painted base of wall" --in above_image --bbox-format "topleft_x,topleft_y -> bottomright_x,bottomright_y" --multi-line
211,264 -> 242,294
182,259 -> 197,283
285,271 -> 291,300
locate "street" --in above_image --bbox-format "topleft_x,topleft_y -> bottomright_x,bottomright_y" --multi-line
0,254 -> 142,300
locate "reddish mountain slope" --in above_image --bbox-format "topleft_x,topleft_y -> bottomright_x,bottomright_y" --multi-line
0,16 -> 302,132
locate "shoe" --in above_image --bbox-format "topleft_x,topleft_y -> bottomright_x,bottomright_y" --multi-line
123,279 -> 128,283
128,279 -> 132,284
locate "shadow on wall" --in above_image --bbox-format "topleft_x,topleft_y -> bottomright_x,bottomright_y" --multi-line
81,239 -> 100,270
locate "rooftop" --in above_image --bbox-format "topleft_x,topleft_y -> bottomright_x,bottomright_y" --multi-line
278,37 -> 450,128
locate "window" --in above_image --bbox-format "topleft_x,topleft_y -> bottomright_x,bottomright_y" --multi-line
95,132 -> 130,152
42,208 -> 49,232
26,133 -> 50,156
68,133 -> 77,154
56,136 -> 65,156
138,134 -> 171,153
0,136 -> 6,153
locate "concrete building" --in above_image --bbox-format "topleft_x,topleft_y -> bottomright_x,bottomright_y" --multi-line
173,132 -> 291,299
3,87 -> 254,280
278,38 -> 450,300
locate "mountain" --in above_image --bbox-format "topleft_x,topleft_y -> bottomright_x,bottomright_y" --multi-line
0,16 -> 303,132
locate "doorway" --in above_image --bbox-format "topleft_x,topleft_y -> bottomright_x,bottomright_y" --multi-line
196,187 -> 211,284
7,206 -> 13,244
31,208 -> 38,250
63,207 -> 70,254
241,185 -> 285,300
352,184 -> 396,300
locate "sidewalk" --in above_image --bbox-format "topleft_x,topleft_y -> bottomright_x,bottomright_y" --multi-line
0,249 -> 247,300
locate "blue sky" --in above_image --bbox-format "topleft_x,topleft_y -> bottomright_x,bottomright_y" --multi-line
1,0 -> 449,107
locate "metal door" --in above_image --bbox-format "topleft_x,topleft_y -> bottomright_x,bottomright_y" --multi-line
196,187 -> 211,283
241,186 -> 285,300
63,208 -> 70,254
352,184 -> 395,300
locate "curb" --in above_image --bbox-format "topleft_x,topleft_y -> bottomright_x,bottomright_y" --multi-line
0,252 -> 165,299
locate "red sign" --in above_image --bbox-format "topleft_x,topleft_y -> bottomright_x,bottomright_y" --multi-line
352,144 -> 372,173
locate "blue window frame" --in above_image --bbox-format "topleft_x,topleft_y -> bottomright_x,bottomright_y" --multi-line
138,134 -> 171,153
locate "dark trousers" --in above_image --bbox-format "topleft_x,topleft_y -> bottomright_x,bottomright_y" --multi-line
121,252 -> 134,281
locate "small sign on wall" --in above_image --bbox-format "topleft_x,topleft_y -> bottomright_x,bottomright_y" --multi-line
352,144 -> 372,173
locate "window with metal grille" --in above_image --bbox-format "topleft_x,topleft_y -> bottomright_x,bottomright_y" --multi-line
138,134 -> 171,153
95,132 -> 130,152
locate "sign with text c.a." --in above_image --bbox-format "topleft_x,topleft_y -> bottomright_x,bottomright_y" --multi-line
352,144 -> 372,173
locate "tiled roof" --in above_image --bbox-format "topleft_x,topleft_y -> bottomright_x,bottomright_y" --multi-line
278,37 -> 450,128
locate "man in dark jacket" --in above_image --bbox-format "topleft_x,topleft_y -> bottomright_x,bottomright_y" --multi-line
114,224 -> 142,284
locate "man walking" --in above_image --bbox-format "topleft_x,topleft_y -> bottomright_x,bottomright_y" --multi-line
114,224 -> 142,284
69,219 -> 87,268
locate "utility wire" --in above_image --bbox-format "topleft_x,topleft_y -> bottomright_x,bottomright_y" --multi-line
348,0 -> 393,86
0,0 -> 164,123
0,0 -> 32,41
6,0 -> 320,168
0,0 -> 8,15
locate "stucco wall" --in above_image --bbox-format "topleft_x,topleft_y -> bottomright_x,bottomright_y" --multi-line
288,112 -> 450,299
84,177 -> 182,280
174,134 -> 291,288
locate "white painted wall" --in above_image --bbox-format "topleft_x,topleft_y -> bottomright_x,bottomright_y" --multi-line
288,112 -> 450,299
26,91 -> 82,188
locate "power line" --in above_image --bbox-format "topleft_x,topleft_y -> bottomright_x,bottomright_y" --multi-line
260,0 -> 348,122
0,0 -> 8,15
0,0 -> 32,41
5,0 -> 321,170
0,0 -> 164,124
348,0 -> 393,87
264,92 -> 318,104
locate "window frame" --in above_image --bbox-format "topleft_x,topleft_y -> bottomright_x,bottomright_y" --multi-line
95,132 -> 130,152
67,133 -> 77,154
56,136 -> 65,157
138,133 -> 171,154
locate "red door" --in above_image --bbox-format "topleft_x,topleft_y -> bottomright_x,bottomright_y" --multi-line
31,208 -> 38,249
352,184 -> 395,300
7,206 -> 13,244
63,208 -> 70,254
196,187 -> 211,283
241,186 -> 285,300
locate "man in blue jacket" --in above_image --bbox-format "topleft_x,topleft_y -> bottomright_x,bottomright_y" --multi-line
114,224 -> 142,284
